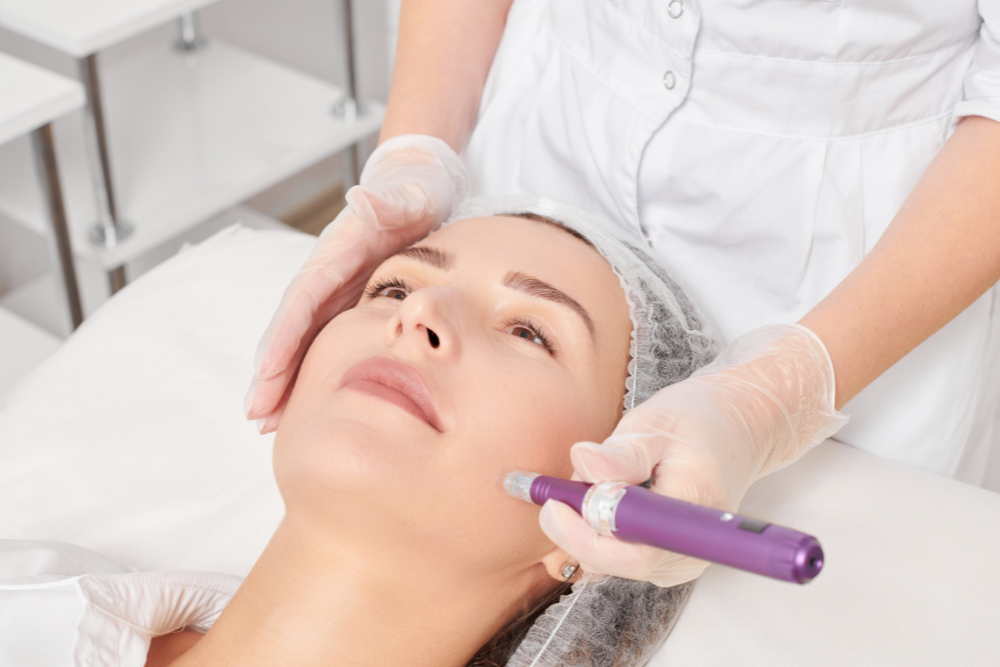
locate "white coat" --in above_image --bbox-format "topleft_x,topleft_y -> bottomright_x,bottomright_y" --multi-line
463,0 -> 1000,484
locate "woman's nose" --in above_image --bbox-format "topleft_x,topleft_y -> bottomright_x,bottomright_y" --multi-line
385,287 -> 462,361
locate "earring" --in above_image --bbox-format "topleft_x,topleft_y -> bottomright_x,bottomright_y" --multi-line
561,562 -> 580,580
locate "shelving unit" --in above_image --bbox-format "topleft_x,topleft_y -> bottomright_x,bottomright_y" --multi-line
0,51 -> 85,335
0,52 -> 83,145
0,0 -> 220,58
0,0 -> 380,303
0,39 -> 383,270
0,51 -> 83,391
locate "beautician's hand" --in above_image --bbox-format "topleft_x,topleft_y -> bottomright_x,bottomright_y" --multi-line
245,134 -> 468,432
540,324 -> 848,587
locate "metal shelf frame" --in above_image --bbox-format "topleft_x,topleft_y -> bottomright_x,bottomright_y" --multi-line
0,0 -> 377,316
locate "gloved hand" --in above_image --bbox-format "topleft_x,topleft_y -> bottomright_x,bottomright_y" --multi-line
245,134 -> 468,432
540,324 -> 848,587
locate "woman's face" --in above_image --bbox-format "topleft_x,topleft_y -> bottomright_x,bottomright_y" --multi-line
274,215 -> 631,581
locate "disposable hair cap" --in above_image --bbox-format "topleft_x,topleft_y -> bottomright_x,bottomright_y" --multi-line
445,196 -> 719,665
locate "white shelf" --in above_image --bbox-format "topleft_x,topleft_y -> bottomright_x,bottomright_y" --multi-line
0,51 -> 83,147
0,304 -> 61,409
0,0 -> 220,58
0,39 -> 382,270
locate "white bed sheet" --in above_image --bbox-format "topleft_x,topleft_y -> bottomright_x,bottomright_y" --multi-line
0,225 -> 997,665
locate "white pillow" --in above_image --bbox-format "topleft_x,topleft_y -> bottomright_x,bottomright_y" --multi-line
1,225 -> 998,665
0,225 -> 296,575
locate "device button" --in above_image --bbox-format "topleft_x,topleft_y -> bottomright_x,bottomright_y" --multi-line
738,518 -> 771,533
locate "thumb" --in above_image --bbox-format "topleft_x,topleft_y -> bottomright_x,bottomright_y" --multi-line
571,439 -> 655,486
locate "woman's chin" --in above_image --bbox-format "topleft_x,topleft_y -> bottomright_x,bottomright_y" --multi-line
274,415 -> 429,504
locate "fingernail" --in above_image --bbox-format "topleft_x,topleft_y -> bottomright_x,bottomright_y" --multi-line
571,442 -> 608,481
346,186 -> 378,229
255,417 -> 268,434
257,356 -> 279,381
573,441 -> 603,455
259,413 -> 280,435
244,377 -> 258,418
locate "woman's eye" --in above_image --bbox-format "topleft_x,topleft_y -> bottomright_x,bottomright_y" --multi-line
379,287 -> 408,301
506,320 -> 553,354
365,278 -> 411,301
510,325 -> 545,346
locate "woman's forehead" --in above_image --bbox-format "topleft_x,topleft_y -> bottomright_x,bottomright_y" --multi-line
421,215 -> 607,276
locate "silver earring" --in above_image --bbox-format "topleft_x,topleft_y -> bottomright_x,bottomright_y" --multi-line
561,562 -> 579,580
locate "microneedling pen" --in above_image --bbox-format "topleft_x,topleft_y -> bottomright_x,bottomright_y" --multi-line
502,470 -> 824,584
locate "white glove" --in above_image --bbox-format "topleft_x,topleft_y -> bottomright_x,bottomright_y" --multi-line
245,135 -> 468,432
540,324 -> 848,587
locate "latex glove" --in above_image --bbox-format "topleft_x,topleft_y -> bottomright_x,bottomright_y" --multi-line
245,135 -> 468,432
540,324 -> 848,587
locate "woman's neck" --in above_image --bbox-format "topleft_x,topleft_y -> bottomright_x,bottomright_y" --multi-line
169,515 -> 541,667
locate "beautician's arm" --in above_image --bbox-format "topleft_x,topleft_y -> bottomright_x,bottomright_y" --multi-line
801,115 -> 1000,408
380,0 -> 514,149
541,116 -> 1000,588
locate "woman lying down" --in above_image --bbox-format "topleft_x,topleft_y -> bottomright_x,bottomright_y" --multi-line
0,197 -> 717,667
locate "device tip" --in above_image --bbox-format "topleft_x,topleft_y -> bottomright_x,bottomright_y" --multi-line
497,467 -> 539,503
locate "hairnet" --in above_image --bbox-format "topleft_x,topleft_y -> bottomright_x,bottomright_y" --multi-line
445,196 -> 717,665
445,195 -> 719,411
506,574 -> 693,667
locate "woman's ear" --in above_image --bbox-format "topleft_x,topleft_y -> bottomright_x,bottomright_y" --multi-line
540,547 -> 583,583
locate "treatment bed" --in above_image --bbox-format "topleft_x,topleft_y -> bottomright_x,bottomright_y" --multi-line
0,223 -> 997,665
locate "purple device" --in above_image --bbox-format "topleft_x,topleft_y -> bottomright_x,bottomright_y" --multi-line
503,471 -> 824,584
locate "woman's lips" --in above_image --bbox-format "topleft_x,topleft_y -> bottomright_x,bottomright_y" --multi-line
339,357 -> 443,431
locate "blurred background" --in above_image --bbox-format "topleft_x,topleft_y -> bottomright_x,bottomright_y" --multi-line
0,0 -> 402,405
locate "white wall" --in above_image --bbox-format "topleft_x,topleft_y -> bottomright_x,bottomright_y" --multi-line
201,0 -> 393,104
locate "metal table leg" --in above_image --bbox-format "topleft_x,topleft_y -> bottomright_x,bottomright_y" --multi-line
77,53 -> 132,294
174,11 -> 207,52
31,123 -> 83,332
332,0 -> 365,187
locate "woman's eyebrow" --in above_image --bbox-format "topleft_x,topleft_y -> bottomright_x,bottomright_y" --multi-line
502,271 -> 595,337
386,246 -> 453,269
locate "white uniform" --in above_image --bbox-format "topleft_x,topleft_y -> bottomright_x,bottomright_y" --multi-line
0,541 -> 237,666
464,0 -> 1000,483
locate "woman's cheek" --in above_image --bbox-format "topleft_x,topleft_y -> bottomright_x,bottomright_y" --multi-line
493,382 -> 591,475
